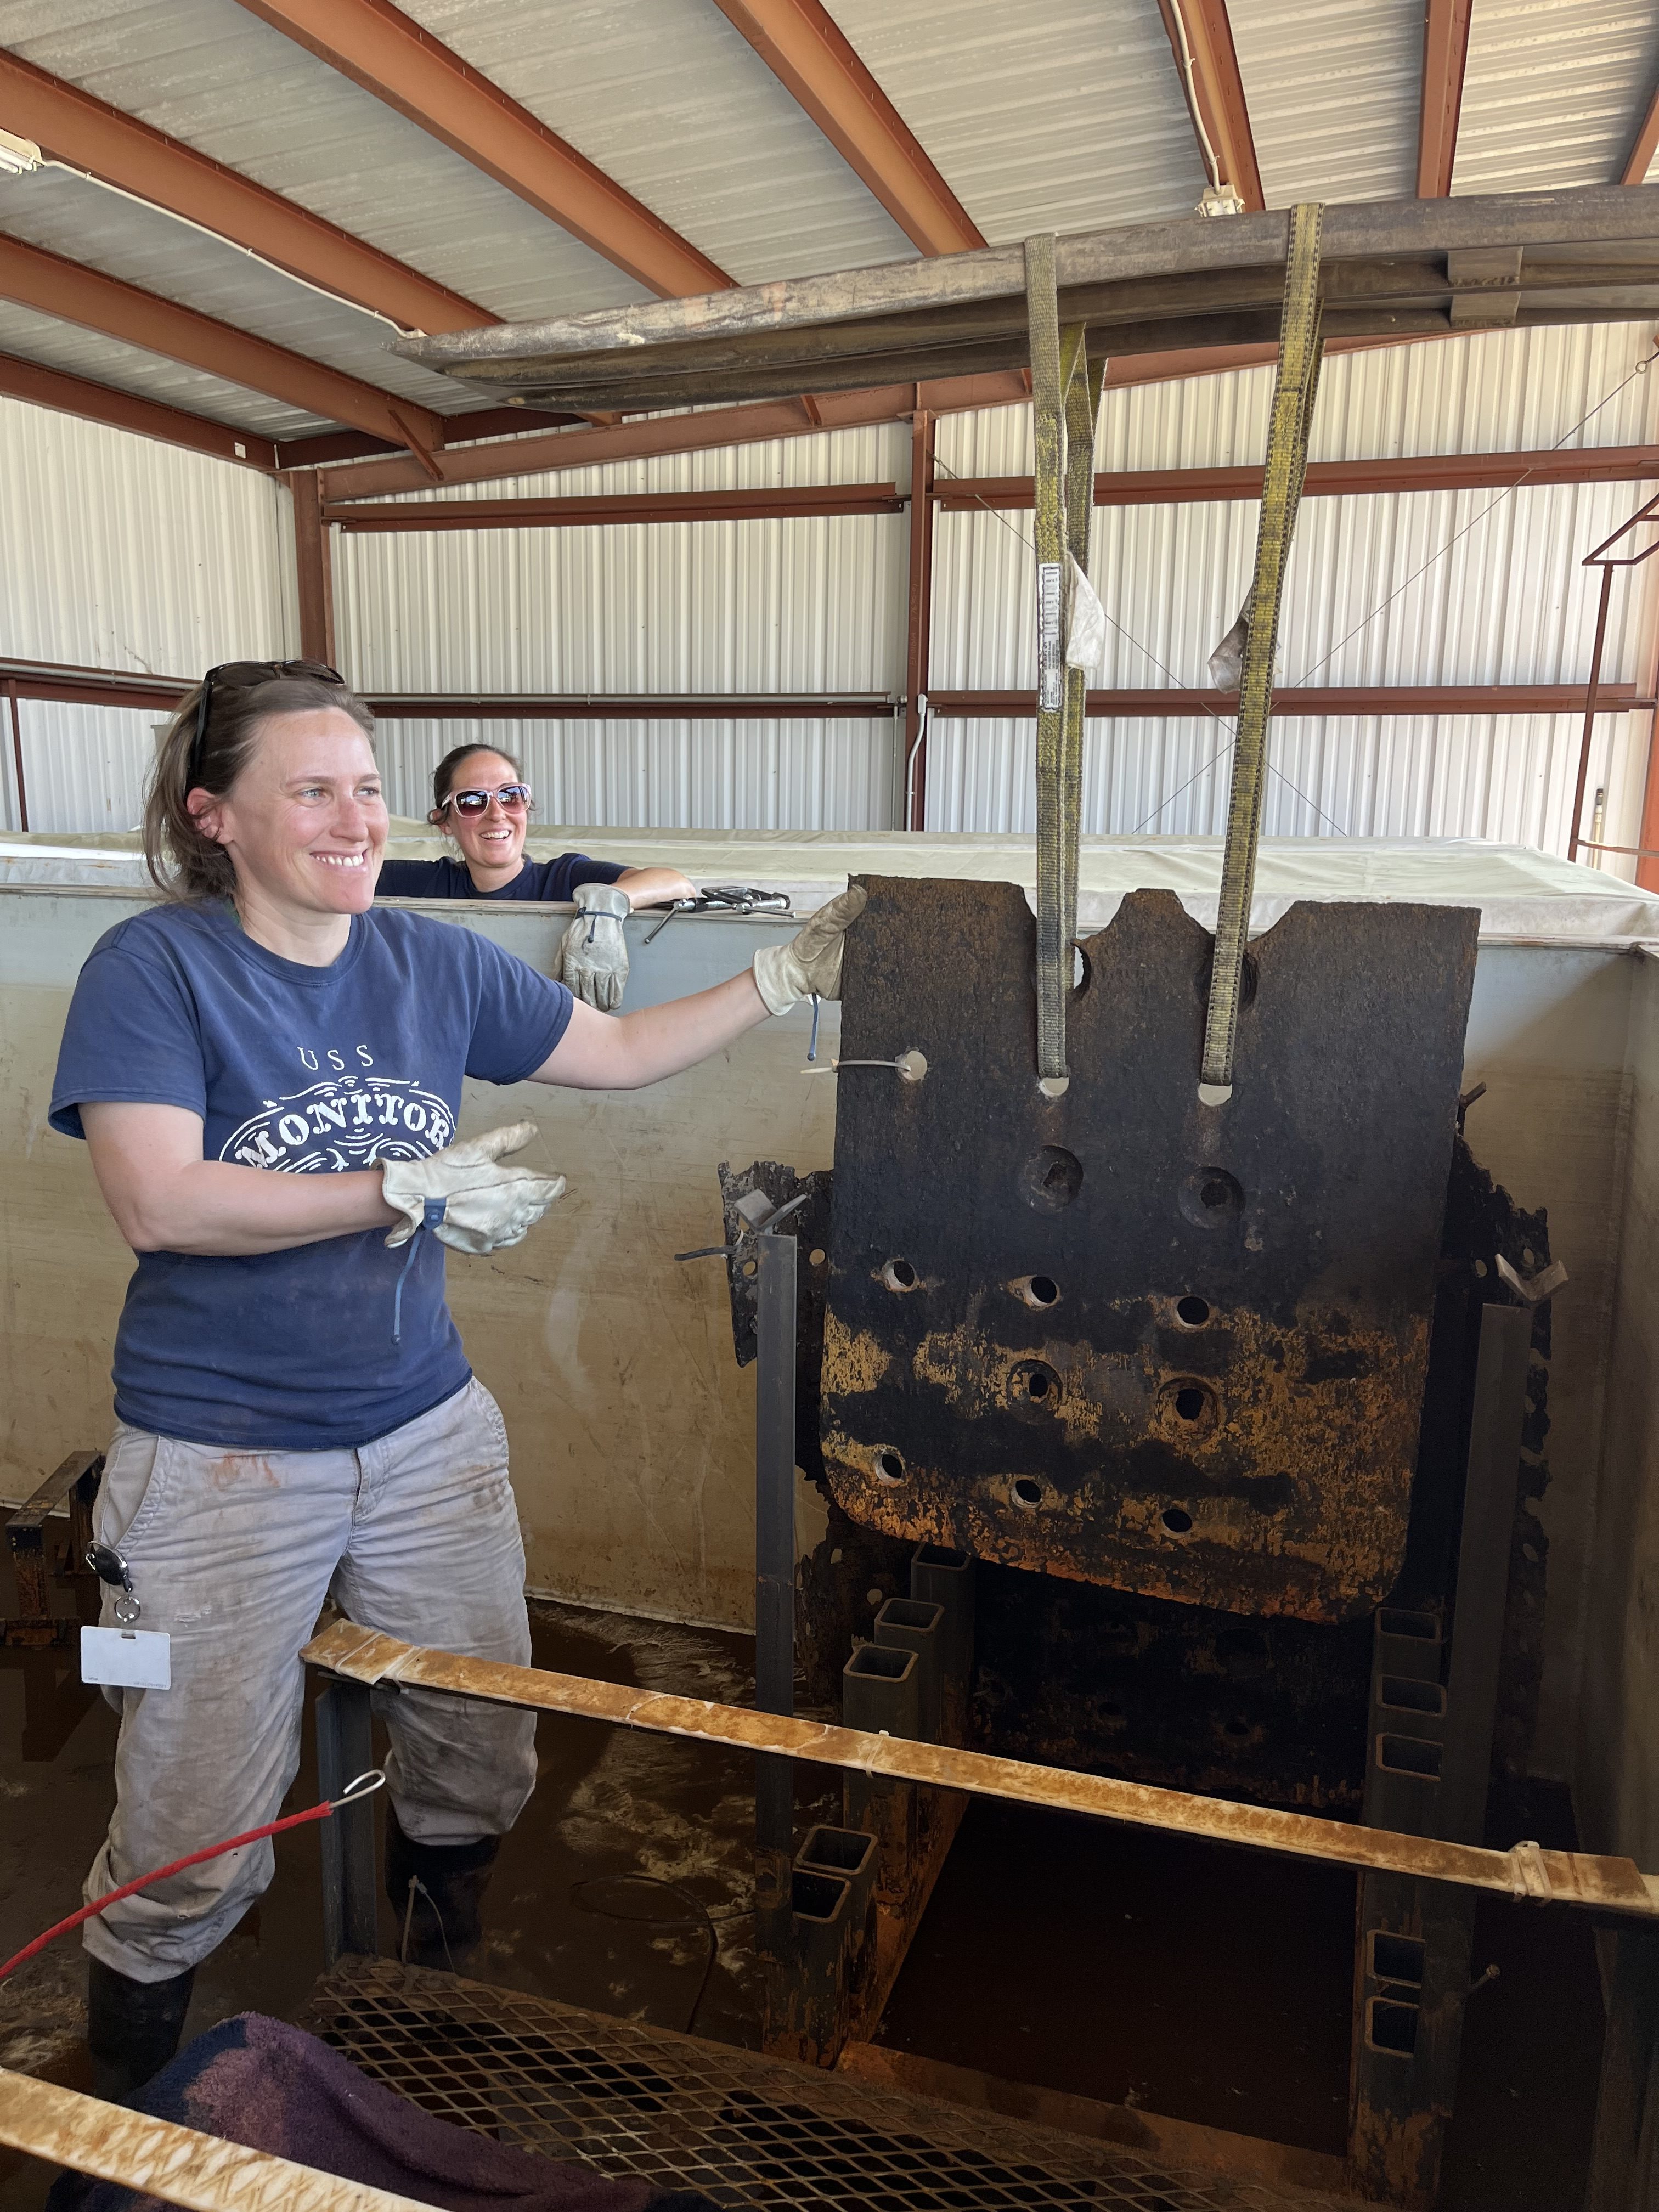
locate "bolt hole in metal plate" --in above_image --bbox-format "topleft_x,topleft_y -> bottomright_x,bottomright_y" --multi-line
304,1957 -> 1351,2211
819,880 -> 1476,1621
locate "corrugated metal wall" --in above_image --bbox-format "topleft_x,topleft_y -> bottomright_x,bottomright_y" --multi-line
0,393 -> 296,833
8,319 -> 1659,857
375,716 -> 898,833
928,321 -> 1659,861
344,420 -> 910,830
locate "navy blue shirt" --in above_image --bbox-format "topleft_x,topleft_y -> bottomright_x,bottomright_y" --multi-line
49,901 -> 573,1452
376,854 -> 626,901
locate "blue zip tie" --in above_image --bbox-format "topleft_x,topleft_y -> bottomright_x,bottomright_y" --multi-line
392,1197 -> 448,1345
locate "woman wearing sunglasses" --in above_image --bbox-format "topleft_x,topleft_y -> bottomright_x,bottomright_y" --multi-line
376,743 -> 697,1011
47,660 -> 862,2097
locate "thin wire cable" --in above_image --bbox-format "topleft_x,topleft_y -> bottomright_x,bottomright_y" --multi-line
571,1874 -> 750,2036
932,453 -> 1344,835
1290,343 -> 1657,688
0,1771 -> 386,1983
43,161 -> 415,334
936,336 -> 1656,841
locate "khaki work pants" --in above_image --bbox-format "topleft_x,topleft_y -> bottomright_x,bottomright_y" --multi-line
82,1378 -> 538,1982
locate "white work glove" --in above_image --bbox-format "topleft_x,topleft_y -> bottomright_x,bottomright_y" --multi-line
382,1122 -> 566,1255
751,885 -> 868,1016
559,881 -> 631,1012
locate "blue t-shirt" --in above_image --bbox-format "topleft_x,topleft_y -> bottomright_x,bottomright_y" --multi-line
376,854 -> 626,901
49,901 -> 573,1452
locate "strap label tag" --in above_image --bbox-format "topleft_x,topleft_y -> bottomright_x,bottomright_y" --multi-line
1037,561 -> 1064,710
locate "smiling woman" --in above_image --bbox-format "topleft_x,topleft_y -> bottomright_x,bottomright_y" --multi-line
46,661 -> 868,2103
376,742 -> 697,1009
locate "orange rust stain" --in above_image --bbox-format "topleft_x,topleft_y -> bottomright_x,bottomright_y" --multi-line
821,1299 -> 1432,1618
820,1313 -> 895,1396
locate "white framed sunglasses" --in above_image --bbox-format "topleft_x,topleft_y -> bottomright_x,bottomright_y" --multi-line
437,782 -> 533,819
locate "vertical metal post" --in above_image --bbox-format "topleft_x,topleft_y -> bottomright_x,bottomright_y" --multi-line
754,1227 -> 798,1959
904,408 -> 936,831
289,469 -> 337,667
1438,1301 -> 1532,1847
7,678 -> 26,833
1570,561 -> 1616,862
1586,1922 -> 1659,2210
1348,1300 -> 1533,2207
315,1678 -> 378,1965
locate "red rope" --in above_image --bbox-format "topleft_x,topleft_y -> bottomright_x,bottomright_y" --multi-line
0,1800 -> 336,1983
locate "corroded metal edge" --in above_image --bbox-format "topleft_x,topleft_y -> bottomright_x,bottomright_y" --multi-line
0,2067 -> 432,2212
301,1621 -> 1659,1915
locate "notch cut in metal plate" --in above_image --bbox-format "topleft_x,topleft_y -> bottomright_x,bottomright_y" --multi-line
819,879 -> 1478,1623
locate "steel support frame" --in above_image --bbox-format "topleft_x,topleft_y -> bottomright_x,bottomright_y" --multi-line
315,1678 -> 378,1966
904,409 -> 936,830
2,1451 -> 104,1762
1571,488 -> 1659,867
289,471 -> 338,668
1348,1303 -> 1531,2207
6,677 -> 25,833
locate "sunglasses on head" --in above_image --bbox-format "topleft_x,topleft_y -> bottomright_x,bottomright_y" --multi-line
189,660 -> 346,788
438,783 -> 533,818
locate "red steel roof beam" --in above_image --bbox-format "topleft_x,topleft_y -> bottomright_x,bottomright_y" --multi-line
230,0 -> 733,297
1153,0 -> 1264,212
1622,80 -> 1659,185
709,0 -> 983,255
0,235 -> 446,452
0,350 -> 279,469
0,50 -> 492,334
1417,0 -> 1472,198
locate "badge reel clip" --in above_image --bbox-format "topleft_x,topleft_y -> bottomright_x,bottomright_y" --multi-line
81,1541 -> 172,1690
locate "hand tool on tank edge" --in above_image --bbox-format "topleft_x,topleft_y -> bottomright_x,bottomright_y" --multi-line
642,885 -> 793,945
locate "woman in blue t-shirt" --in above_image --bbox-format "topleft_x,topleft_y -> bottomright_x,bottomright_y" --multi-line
377,742 -> 698,1011
48,659 -> 861,2098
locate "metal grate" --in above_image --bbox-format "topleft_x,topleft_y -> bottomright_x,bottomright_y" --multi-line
302,1957 -> 1350,2212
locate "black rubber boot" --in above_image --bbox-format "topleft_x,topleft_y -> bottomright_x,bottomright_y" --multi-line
86,1957 -> 195,2103
385,1808 -> 501,1973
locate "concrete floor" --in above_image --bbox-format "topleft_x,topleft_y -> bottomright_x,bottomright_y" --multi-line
0,1549 -> 1608,2212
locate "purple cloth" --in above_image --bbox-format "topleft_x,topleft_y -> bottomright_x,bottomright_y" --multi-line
47,2013 -> 720,2212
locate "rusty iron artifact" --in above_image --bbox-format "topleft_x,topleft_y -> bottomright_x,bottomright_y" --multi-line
818,878 -> 1478,1623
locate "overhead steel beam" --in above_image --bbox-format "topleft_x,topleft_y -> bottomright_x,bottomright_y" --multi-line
0,49 -> 491,333
323,483 -> 905,528
317,334 -> 1448,503
937,445 -> 1659,509
1622,79 -> 1659,185
0,349 -> 279,469
1153,0 -> 1263,212
315,381 -> 997,499
708,0 -> 983,255
0,235 -> 445,452
7,661 -> 1637,724
231,0 -> 733,297
1417,0 -> 1473,199
929,684 -> 1650,716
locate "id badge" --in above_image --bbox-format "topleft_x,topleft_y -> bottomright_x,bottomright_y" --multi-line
81,1624 -> 172,1690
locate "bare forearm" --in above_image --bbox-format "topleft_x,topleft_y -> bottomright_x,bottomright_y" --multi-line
535,968 -> 772,1090
616,865 -> 698,908
98,1155 -> 398,1256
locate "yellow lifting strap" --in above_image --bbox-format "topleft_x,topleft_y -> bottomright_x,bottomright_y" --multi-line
1199,201 -> 1325,1098
1026,234 -> 1105,1082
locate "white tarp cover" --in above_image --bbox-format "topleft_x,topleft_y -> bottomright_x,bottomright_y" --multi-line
1,827 -> 1654,942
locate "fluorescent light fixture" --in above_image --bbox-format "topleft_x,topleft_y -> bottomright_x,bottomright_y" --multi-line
0,126 -> 42,176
